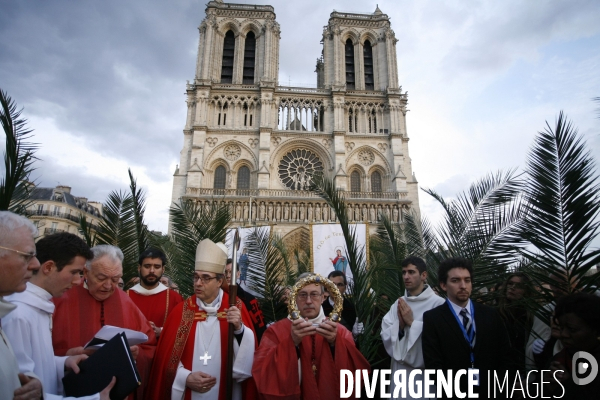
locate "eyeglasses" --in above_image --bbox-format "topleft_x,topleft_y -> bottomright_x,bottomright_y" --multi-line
0,245 -> 37,263
296,292 -> 322,301
193,275 -> 219,284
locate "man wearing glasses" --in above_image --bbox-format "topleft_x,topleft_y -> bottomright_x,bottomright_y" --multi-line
253,272 -> 369,399
0,211 -> 44,400
147,239 -> 255,400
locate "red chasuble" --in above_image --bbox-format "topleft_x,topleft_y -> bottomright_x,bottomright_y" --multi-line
146,292 -> 257,400
127,287 -> 184,328
52,284 -> 157,399
252,319 -> 370,400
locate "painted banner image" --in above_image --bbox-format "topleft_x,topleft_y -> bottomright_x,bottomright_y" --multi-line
311,223 -> 367,281
225,226 -> 271,293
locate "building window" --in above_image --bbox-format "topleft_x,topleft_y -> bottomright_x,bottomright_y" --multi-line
345,39 -> 355,89
37,204 -> 44,214
278,149 -> 323,190
218,103 -> 228,126
237,166 -> 250,189
221,30 -> 235,84
363,40 -> 374,90
53,205 -> 61,215
371,171 -> 382,192
214,165 -> 226,189
351,171 -> 361,192
243,31 -> 256,84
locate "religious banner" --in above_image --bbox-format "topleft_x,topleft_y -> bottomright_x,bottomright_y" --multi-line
311,223 -> 367,281
225,226 -> 271,293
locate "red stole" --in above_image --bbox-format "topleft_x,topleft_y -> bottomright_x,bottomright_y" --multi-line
147,293 -> 257,400
52,284 -> 156,399
127,288 -> 184,327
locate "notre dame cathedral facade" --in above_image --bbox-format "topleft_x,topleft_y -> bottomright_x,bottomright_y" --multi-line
170,0 -> 420,246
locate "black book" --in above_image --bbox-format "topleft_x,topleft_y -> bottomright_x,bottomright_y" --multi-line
63,332 -> 141,400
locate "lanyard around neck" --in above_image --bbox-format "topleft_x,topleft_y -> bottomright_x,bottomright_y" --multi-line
446,299 -> 476,367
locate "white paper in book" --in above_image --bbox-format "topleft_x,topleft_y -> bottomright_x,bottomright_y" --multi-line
85,325 -> 148,349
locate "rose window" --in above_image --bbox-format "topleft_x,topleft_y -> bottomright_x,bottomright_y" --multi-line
358,150 -> 375,166
278,149 -> 323,190
224,144 -> 241,161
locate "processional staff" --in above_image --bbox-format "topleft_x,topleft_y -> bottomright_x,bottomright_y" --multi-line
225,228 -> 240,400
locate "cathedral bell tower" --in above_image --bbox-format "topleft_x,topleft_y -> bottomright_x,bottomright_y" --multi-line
170,2 -> 420,242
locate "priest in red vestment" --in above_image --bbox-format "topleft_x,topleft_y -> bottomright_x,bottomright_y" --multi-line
253,273 -> 370,400
127,248 -> 183,338
146,239 -> 256,400
52,244 -> 157,399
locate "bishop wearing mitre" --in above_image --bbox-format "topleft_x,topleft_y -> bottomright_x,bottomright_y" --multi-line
147,238 -> 255,400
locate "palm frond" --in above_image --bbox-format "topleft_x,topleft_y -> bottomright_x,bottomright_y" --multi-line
245,228 -> 290,323
78,213 -> 97,247
95,190 -> 139,282
311,173 -> 379,362
128,169 -> 149,255
168,199 -> 231,297
0,89 -> 37,213
423,170 -> 525,291
519,112 -> 600,303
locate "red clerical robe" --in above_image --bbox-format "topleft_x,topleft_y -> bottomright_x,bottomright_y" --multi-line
253,319 -> 370,400
127,284 -> 184,328
52,284 -> 157,399
146,292 -> 257,400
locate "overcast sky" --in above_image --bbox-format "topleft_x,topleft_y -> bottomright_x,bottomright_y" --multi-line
1,0 -> 599,234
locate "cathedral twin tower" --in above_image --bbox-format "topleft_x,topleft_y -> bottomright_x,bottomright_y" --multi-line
170,0 -> 420,243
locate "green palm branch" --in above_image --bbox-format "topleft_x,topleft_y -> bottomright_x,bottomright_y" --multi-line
422,170 -> 525,295
244,228 -> 291,323
311,173 -> 380,363
78,213 -> 97,247
168,199 -> 231,297
518,112 -> 600,320
94,170 -> 150,285
0,89 -> 37,213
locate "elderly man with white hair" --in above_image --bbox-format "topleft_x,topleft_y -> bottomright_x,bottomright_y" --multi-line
0,211 -> 44,400
52,244 -> 157,399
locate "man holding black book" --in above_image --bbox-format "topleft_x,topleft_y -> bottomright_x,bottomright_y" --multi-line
52,244 -> 156,399
3,232 -> 115,399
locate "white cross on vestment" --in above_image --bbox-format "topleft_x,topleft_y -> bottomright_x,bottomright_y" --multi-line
199,351 -> 212,365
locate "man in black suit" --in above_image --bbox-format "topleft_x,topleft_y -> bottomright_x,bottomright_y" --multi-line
322,271 -> 357,333
422,258 -> 513,398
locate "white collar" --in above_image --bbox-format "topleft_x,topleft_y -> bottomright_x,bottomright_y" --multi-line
5,282 -> 54,314
0,296 -> 17,319
448,298 -> 472,317
288,306 -> 326,324
130,282 -> 168,295
196,289 -> 223,315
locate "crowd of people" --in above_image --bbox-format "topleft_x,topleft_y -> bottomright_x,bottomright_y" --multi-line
1,209 -> 599,399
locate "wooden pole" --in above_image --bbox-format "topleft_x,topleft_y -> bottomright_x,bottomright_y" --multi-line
225,229 -> 240,400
